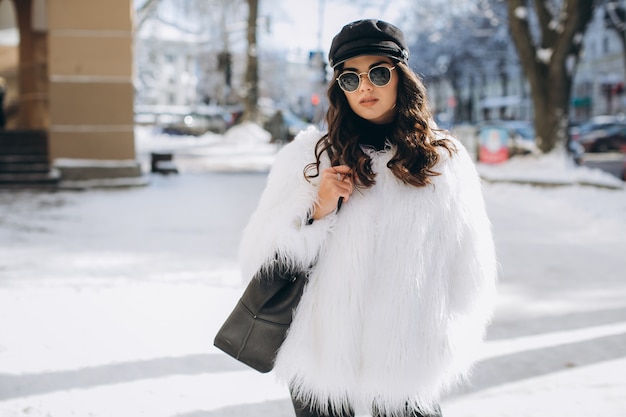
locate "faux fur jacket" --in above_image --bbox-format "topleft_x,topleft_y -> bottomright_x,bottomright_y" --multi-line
238,126 -> 497,415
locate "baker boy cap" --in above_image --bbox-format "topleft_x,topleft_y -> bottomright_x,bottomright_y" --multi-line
328,19 -> 409,68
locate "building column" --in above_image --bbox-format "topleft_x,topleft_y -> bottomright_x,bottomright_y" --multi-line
13,0 -> 48,129
47,0 -> 142,185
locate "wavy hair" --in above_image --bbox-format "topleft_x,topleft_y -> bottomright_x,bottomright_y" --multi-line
304,62 -> 456,188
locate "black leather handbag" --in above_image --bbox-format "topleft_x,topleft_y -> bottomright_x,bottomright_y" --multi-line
213,263 -> 308,373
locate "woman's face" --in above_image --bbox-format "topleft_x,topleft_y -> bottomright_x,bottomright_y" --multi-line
338,55 -> 399,124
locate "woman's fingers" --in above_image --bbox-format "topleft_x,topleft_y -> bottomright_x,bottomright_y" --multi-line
327,165 -> 352,184
331,165 -> 352,178
327,166 -> 353,200
333,167 -> 354,200
313,166 -> 354,219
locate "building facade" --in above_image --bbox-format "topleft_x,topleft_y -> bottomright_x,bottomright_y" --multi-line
0,0 -> 140,187
573,6 -> 626,121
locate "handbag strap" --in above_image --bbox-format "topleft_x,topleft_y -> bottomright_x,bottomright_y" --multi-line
324,141 -> 344,213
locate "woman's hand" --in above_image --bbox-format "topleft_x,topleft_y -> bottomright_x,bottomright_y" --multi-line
312,165 -> 354,220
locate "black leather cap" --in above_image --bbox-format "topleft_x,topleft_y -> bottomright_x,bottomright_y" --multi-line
328,19 -> 409,68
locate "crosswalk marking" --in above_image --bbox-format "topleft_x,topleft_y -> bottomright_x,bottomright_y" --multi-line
479,321 -> 626,360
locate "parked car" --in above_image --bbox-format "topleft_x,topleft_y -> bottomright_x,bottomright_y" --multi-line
135,104 -> 235,136
570,115 -> 626,153
577,123 -> 626,153
161,113 -> 228,136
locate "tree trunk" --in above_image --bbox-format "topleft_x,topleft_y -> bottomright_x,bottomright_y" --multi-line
243,0 -> 259,122
506,0 -> 594,153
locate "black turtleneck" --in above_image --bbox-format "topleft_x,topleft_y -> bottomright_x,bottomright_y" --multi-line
356,119 -> 394,151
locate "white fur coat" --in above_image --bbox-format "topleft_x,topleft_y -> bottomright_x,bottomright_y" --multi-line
238,127 -> 497,415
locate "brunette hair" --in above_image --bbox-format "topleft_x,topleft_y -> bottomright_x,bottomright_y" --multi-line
304,62 -> 456,188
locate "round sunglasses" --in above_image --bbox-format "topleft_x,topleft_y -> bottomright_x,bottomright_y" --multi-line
336,65 -> 396,93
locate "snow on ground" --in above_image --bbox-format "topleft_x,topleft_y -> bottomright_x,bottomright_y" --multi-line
478,150 -> 624,189
0,123 -> 625,417
135,122 -> 279,173
135,123 -> 624,187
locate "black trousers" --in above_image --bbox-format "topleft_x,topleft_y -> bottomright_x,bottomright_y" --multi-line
290,391 -> 442,417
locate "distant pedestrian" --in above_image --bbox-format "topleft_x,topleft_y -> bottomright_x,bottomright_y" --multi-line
0,77 -> 6,129
237,19 -> 497,417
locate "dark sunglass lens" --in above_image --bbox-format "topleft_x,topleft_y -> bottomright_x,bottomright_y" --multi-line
339,73 -> 360,91
369,67 -> 391,86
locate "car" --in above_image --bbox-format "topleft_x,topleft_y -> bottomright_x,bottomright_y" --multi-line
568,116 -> 611,144
135,104 -> 236,136
570,115 -> 626,153
161,113 -> 228,136
577,123 -> 626,153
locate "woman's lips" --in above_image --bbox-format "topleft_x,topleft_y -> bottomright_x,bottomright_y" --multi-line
360,96 -> 378,106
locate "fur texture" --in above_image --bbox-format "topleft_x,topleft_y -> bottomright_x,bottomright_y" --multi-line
238,127 -> 497,416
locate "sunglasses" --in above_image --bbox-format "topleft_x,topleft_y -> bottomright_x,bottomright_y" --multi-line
336,65 -> 396,93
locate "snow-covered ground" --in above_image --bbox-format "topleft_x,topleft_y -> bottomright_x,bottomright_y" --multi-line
134,122 -> 280,174
0,123 -> 625,417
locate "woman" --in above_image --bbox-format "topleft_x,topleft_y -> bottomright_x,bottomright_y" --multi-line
238,19 -> 497,417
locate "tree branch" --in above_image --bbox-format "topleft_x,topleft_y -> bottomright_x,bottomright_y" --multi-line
552,0 -> 594,70
135,0 -> 161,29
534,0 -> 554,47
507,0 -> 538,76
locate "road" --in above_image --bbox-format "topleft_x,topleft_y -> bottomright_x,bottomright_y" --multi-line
582,152 -> 624,179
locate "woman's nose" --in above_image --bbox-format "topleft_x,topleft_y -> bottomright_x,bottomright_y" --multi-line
359,74 -> 374,91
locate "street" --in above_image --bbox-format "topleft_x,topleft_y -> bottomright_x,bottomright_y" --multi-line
583,152 -> 625,179
0,170 -> 625,416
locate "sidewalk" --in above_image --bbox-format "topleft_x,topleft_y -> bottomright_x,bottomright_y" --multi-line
442,358 -> 626,417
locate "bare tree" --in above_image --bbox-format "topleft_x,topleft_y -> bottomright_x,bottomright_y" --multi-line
135,0 -> 161,29
135,0 -> 247,108
407,0 -> 519,124
506,0 -> 595,153
243,0 -> 259,122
